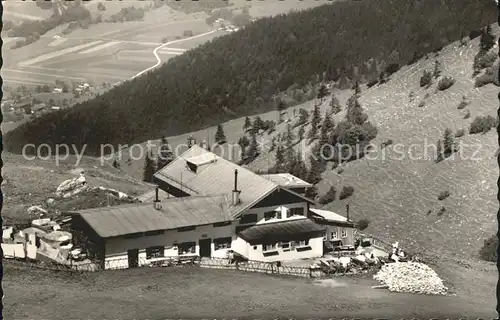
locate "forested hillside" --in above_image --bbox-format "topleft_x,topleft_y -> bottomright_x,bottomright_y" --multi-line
6,0 -> 496,155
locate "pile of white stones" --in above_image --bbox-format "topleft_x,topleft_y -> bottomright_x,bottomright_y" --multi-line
373,262 -> 447,295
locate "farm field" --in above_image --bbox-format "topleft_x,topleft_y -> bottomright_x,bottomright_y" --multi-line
3,261 -> 496,319
2,1 -> 51,22
2,0 -> 332,88
1,5 -> 221,87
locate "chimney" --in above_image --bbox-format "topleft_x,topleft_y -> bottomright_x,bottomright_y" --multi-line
232,169 -> 241,205
154,187 -> 162,210
346,204 -> 350,222
201,138 -> 209,150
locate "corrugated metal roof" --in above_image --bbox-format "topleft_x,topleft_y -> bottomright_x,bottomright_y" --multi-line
76,195 -> 233,238
260,173 -> 312,188
238,218 -> 326,244
154,145 -> 278,217
309,208 -> 349,222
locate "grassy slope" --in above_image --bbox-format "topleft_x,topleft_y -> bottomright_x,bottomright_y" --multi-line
248,32 -> 498,261
3,262 -> 495,319
3,34 -> 497,318
2,152 -> 151,222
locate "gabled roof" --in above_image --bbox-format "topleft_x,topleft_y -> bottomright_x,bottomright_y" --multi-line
74,195 -> 233,238
154,145 -> 283,216
309,208 -> 355,227
238,217 -> 325,244
260,173 -> 312,188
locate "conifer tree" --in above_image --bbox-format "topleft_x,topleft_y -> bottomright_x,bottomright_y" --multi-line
319,126 -> 332,161
143,150 -> 156,182
433,60 -> 442,79
275,145 -> 286,173
284,124 -> 296,170
112,158 -> 120,169
157,136 -> 173,171
436,139 -> 443,162
353,81 -> 361,95
269,136 -> 277,152
308,104 -> 321,140
243,116 -> 251,131
245,131 -> 259,162
322,111 -> 335,133
346,95 -> 368,125
317,84 -> 329,102
330,93 -> 342,114
443,127 -> 457,157
298,126 -> 305,141
277,100 -> 287,123
238,135 -> 250,159
291,151 -> 308,181
305,185 -> 318,201
298,108 -> 309,125
253,116 -> 265,133
307,155 -> 324,185
215,124 -> 227,145
480,25 -> 495,53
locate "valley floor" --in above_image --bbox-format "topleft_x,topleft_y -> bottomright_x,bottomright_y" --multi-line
3,260 -> 496,319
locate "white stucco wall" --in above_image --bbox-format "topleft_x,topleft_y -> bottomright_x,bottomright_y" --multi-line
233,202 -> 324,262
104,222 -> 236,266
245,236 -> 323,262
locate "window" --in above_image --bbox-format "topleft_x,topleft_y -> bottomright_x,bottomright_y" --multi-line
276,210 -> 282,219
177,242 -> 196,254
145,230 -> 164,237
177,226 -> 196,232
239,214 -> 258,224
146,246 -> 165,259
321,232 -> 327,241
288,207 -> 304,217
296,239 -> 309,247
331,231 -> 338,239
213,221 -> 231,227
263,243 -> 277,252
214,237 -> 232,250
264,211 -> 276,221
341,228 -> 347,238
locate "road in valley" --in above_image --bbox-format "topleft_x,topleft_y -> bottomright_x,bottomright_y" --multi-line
130,29 -> 219,79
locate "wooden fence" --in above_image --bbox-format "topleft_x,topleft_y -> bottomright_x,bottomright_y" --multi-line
5,255 -> 326,278
198,257 -> 322,278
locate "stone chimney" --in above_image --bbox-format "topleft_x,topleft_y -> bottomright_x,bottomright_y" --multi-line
232,169 -> 241,206
154,187 -> 162,210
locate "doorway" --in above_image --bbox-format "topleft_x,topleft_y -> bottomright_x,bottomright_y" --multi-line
127,249 -> 139,268
199,238 -> 212,258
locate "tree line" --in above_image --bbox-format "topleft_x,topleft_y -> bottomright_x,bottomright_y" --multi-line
5,0 -> 496,156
